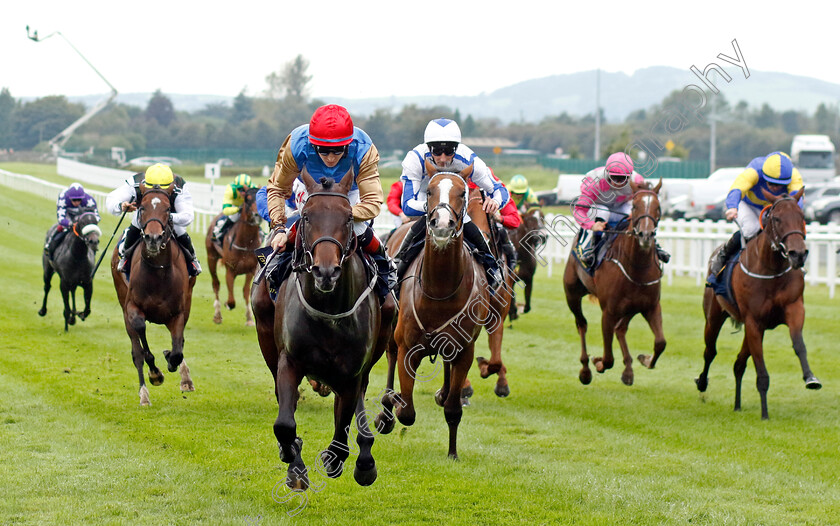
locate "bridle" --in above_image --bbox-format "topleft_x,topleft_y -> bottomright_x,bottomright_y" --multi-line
293,191 -> 355,273
72,211 -> 101,249
629,189 -> 661,239
138,188 -> 173,248
425,172 -> 468,240
761,196 -> 807,259
242,189 -> 262,226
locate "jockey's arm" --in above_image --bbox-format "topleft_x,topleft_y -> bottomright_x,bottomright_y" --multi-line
171,189 -> 195,227
56,194 -> 70,227
400,150 -> 426,217
789,168 -> 805,208
352,144 -> 383,222
222,184 -> 240,216
572,176 -> 600,229
266,135 -> 295,230
85,196 -> 101,222
470,157 -> 509,212
106,182 -> 136,216
724,167 -> 760,213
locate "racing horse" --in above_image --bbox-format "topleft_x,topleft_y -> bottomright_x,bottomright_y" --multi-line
695,188 -> 820,419
375,161 -> 491,459
466,186 -> 513,398
563,179 -> 666,386
111,183 -> 196,406
205,185 -> 262,325
252,167 -> 393,490
507,206 -> 546,318
39,210 -> 101,331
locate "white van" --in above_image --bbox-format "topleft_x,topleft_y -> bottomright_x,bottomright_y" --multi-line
791,135 -> 836,183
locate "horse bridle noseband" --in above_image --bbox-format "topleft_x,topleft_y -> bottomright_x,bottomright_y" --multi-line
138,188 -> 173,247
293,191 -> 355,273
762,196 -> 807,259
426,172 -> 468,239
630,189 -> 661,238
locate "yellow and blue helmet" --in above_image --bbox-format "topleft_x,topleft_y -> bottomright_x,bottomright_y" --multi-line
509,174 -> 529,193
761,152 -> 793,185
144,164 -> 174,188
233,173 -> 253,189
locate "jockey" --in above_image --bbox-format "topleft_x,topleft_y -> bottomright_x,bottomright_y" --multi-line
709,151 -> 804,277
386,180 -> 408,227
573,152 -> 670,267
470,168 -> 520,274
392,118 -> 509,288
106,163 -> 202,276
212,173 -> 258,242
509,174 -> 539,212
257,178 -> 304,227
44,182 -> 100,257
265,104 -> 396,300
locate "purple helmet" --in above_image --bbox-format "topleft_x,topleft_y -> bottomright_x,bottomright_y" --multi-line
66,183 -> 86,200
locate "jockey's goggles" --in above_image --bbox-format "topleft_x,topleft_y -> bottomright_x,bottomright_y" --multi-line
429,143 -> 457,156
314,144 -> 347,156
142,179 -> 172,189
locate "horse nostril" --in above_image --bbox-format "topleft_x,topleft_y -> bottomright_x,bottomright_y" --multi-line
429,218 -> 438,229
331,266 -> 341,278
448,219 -> 456,229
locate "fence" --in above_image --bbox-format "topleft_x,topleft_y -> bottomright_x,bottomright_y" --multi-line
538,157 -> 711,178
5,164 -> 840,298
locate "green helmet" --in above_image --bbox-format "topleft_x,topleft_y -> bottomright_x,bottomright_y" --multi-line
233,174 -> 253,189
509,174 -> 528,193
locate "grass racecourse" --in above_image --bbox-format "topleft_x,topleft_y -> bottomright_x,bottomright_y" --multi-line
2,176 -> 840,525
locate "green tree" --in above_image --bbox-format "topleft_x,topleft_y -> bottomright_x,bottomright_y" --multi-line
753,103 -> 778,129
231,89 -> 254,124
265,55 -> 312,102
145,89 -> 175,127
813,103 -> 835,134
780,110 -> 802,134
14,96 -> 84,150
0,88 -> 16,148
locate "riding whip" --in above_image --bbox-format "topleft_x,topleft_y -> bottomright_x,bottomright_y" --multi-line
91,208 -> 128,278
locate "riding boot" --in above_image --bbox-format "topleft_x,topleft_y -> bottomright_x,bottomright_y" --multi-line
393,218 -> 427,279
213,216 -> 230,242
176,233 -> 202,276
576,228 -> 598,268
655,242 -> 671,263
359,227 -> 397,301
709,231 -> 742,277
464,221 -> 502,289
118,225 -> 142,273
45,226 -> 67,258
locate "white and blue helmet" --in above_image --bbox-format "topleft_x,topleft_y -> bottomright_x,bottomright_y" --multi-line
424,118 -> 462,145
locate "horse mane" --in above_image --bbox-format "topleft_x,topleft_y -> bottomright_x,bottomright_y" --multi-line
319,177 -> 334,190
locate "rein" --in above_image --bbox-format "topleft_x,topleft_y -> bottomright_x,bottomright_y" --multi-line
605,189 -> 662,285
738,196 -> 805,278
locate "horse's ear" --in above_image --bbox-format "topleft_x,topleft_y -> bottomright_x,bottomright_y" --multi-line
459,165 -> 474,181
654,178 -> 663,194
793,187 -> 805,201
629,179 -> 639,193
761,187 -> 779,203
424,158 -> 438,177
300,165 -> 318,192
337,168 -> 354,194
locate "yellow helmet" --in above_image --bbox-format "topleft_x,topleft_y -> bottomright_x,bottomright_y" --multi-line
233,174 -> 253,188
144,163 -> 174,188
509,174 -> 528,193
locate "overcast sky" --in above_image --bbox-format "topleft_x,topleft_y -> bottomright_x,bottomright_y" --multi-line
2,0 -> 837,102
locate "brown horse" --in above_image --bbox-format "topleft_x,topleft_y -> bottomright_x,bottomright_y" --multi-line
111,185 -> 196,406
251,168 -> 393,490
39,210 -> 101,331
205,186 -> 262,326
467,186 -> 513,398
508,206 -> 546,318
695,188 -> 820,419
375,162 -> 491,459
563,180 -> 666,386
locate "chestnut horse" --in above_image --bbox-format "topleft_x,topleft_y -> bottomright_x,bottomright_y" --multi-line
563,180 -> 666,386
375,162 -> 491,459
205,186 -> 262,326
695,189 -> 820,419
466,186 -> 513,398
251,168 -> 393,490
39,210 -> 101,331
508,206 -> 546,318
111,185 -> 196,406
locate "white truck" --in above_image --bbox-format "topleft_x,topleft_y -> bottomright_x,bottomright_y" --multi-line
791,134 -> 836,183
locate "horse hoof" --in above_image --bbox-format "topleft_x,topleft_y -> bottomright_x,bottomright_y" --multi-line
593,358 -> 606,373
226,302 -> 236,311
805,377 -> 822,390
180,381 -> 195,392
476,356 -> 490,378
494,384 -> 510,398
637,354 -> 653,369
148,369 -> 164,386
320,450 -> 344,478
434,389 -> 446,407
212,315 -> 222,324
162,350 -> 182,373
461,385 -> 474,399
353,464 -> 377,486
523,305 -> 531,313
621,373 -> 634,386
38,308 -> 47,317
579,369 -> 592,385
694,377 -> 708,392
461,397 -> 470,407
374,412 -> 395,435
245,320 -> 255,327
68,316 -> 76,326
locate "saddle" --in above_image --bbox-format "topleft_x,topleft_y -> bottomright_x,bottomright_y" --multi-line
573,220 -> 627,276
705,249 -> 743,305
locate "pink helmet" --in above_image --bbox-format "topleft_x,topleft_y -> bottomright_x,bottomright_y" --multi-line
605,152 -> 634,180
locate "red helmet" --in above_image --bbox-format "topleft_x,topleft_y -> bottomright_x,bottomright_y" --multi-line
309,104 -> 354,147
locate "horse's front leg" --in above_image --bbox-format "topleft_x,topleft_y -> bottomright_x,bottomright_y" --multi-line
593,311 -> 617,374
79,281 -> 93,320
476,294 -> 510,397
163,313 -> 186,373
243,271 -> 255,327
613,316 -> 634,386
564,266 -> 591,384
434,361 -> 451,407
374,337 -> 399,434
208,248 -> 223,324
123,302 -> 160,404
38,257 -> 54,317
395,342 -> 424,427
743,319 -> 769,419
60,283 -> 74,331
696,290 -> 727,393
638,302 -> 666,369
225,267 -> 237,310
274,353 -> 309,490
786,302 -> 821,390
353,382 -> 378,486
444,343 -> 475,460
320,385 -> 357,480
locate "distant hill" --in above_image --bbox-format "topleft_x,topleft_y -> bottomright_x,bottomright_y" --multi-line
57,67 -> 840,124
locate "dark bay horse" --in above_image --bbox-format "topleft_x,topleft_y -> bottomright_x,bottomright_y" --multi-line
111,185 -> 196,406
39,210 -> 101,331
252,168 -> 393,490
466,186 -> 512,398
205,186 -> 262,326
375,162 -> 491,459
563,180 -> 666,386
695,188 -> 820,419
508,206 -> 546,318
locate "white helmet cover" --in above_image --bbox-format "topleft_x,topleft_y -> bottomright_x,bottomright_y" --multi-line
424,118 -> 462,144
